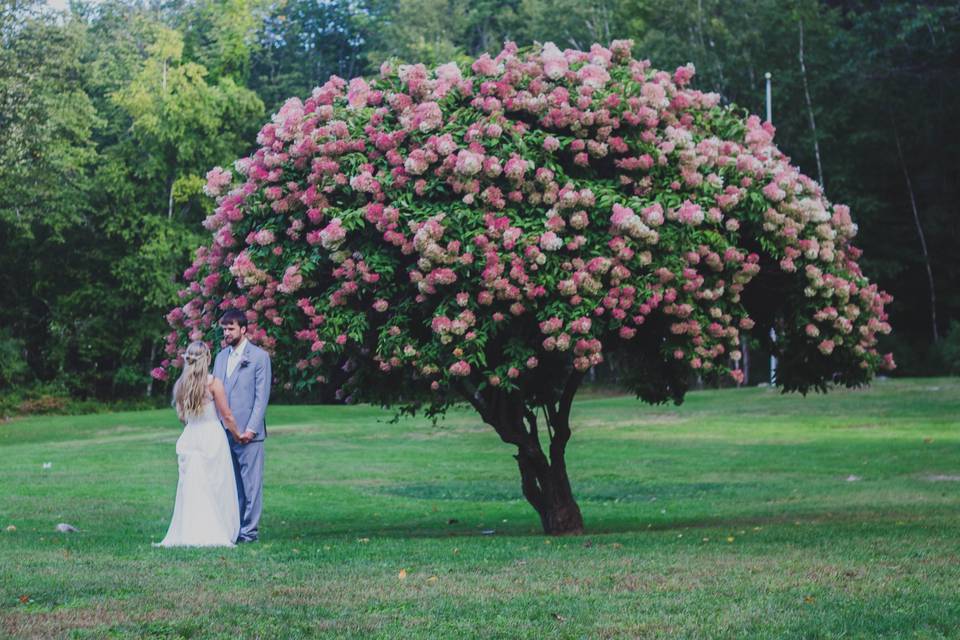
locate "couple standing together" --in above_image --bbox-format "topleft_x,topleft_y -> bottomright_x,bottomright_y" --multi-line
157,310 -> 271,547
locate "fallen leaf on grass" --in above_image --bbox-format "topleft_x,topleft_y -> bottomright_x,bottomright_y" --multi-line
5,525 -> 15,532
804,595 -> 816,604
552,613 -> 566,622
427,575 -> 438,583
726,537 -> 735,543
356,538 -> 370,544
19,595 -> 30,604
398,569 -> 407,580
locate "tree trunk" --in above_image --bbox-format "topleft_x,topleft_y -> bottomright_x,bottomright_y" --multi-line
145,341 -> 157,397
740,335 -> 750,386
798,19 -> 825,188
893,121 -> 939,343
459,372 -> 585,535
514,446 -> 584,535
696,0 -> 727,94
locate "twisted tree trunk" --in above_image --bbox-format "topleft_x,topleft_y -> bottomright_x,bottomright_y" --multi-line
460,371 -> 585,535
514,445 -> 583,534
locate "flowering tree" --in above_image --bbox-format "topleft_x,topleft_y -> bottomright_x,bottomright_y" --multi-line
157,41 -> 893,534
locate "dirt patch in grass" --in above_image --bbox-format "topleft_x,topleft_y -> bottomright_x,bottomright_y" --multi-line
574,414 -> 684,431
93,425 -> 141,436
593,622 -> 680,639
614,572 -> 672,593
256,422 -> 330,436
1,603 -> 173,639
264,427 -> 298,436
831,423 -> 882,429
404,424 -> 491,440
48,432 -> 168,449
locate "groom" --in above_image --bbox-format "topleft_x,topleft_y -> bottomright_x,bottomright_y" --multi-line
214,309 -> 272,543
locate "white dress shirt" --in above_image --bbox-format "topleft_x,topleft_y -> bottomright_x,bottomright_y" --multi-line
226,339 -> 248,378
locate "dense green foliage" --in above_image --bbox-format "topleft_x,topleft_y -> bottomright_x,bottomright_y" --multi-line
1,0 -> 957,405
2,379 -> 959,636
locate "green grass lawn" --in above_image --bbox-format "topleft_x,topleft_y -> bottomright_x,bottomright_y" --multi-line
2,378 -> 959,639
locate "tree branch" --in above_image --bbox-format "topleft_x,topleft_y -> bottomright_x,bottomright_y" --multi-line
455,379 -> 489,421
546,369 -> 584,452
524,407 -> 539,452
558,370 -> 584,420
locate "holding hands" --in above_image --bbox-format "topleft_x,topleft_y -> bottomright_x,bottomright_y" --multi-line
211,377 -> 256,445
228,429 -> 255,445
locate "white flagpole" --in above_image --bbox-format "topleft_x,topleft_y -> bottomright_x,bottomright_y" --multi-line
765,71 -> 778,385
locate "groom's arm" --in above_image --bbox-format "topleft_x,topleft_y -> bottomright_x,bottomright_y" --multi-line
242,350 -> 271,438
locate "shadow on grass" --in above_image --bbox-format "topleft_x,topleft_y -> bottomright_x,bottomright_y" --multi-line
265,504 -> 944,541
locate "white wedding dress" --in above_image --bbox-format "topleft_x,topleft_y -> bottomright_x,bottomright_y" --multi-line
158,376 -> 240,547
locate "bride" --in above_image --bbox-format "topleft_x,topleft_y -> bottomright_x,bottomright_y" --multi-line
157,341 -> 242,547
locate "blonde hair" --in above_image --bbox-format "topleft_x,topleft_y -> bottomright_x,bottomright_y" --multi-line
172,341 -> 211,421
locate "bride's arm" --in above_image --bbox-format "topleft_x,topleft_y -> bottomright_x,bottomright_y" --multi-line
210,378 -> 242,441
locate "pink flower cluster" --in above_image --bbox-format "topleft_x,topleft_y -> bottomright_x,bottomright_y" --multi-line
203,167 -> 233,197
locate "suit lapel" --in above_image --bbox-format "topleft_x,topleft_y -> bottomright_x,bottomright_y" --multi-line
216,347 -> 229,382
226,346 -> 244,395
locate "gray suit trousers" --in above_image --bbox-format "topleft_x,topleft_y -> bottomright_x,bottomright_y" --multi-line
230,439 -> 264,542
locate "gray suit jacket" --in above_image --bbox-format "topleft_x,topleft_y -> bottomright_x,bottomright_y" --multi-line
213,341 -> 272,442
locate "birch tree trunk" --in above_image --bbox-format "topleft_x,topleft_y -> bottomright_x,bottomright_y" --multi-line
798,19 -> 825,188
146,342 -> 157,397
893,123 -> 939,343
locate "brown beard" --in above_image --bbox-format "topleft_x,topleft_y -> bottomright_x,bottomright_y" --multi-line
222,331 -> 244,347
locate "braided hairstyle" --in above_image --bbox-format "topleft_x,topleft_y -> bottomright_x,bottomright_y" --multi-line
172,341 -> 211,421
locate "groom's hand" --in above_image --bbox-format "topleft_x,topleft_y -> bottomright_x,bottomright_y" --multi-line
239,430 -> 256,444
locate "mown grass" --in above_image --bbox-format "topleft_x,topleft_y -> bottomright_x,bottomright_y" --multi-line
1,378 -> 959,638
